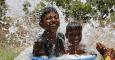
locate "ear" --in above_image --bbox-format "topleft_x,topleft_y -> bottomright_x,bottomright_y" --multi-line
39,21 -> 45,28
39,22 -> 42,27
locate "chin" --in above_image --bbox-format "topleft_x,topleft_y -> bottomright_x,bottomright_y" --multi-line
47,28 -> 58,32
51,29 -> 58,32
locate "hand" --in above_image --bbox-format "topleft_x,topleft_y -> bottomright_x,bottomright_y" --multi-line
96,42 -> 107,56
75,48 -> 85,55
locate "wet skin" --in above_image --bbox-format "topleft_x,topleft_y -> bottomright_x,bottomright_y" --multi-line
41,12 -> 60,44
67,30 -> 85,54
67,30 -> 82,45
41,12 -> 65,55
96,43 -> 115,60
33,10 -> 65,57
42,12 -> 60,33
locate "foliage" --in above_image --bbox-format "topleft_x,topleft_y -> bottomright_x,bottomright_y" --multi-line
23,1 -> 31,15
87,0 -> 115,19
110,12 -> 115,22
53,0 -> 92,21
0,0 -> 8,21
34,1 -> 46,13
0,47 -> 19,60
53,0 -> 115,21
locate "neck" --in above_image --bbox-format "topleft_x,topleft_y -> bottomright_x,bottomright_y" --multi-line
69,39 -> 80,47
45,30 -> 57,44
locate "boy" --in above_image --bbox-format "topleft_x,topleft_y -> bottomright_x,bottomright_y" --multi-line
65,22 -> 85,55
33,7 -> 65,57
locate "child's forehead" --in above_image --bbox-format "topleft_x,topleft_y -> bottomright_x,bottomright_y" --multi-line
46,12 -> 58,16
67,29 -> 81,33
67,28 -> 82,31
66,23 -> 82,31
44,11 -> 59,18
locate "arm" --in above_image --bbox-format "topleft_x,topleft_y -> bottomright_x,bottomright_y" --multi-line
75,44 -> 86,55
57,33 -> 66,54
33,41 -> 44,57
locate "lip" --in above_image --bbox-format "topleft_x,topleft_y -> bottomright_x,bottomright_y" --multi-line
50,24 -> 57,26
49,24 -> 58,28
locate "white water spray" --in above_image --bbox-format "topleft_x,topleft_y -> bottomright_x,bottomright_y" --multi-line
4,0 -> 115,60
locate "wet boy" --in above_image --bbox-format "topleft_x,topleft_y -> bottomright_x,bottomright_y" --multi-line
65,22 -> 85,55
33,7 -> 65,57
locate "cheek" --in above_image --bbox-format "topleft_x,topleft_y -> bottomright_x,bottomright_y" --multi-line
73,36 -> 81,41
69,36 -> 75,40
56,19 -> 60,25
44,20 -> 51,25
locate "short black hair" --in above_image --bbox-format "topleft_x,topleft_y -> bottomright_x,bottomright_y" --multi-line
65,22 -> 82,38
39,7 -> 59,28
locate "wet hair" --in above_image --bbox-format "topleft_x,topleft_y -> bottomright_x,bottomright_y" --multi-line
65,22 -> 82,38
39,7 -> 59,28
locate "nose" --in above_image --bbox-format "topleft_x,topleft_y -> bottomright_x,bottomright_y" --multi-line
52,17 -> 55,21
75,36 -> 79,39
51,17 -> 56,23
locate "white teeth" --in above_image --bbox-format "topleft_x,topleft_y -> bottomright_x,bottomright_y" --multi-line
50,24 -> 56,26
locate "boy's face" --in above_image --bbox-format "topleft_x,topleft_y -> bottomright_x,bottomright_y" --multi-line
42,12 -> 60,32
67,29 -> 82,44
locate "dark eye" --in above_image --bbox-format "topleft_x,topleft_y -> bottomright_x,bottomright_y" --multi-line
54,15 -> 59,19
69,33 -> 76,37
45,16 -> 51,20
48,16 -> 52,20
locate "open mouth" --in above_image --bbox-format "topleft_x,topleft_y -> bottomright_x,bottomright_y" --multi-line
49,24 -> 58,28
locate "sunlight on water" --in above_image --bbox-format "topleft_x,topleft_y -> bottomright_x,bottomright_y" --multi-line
4,0 -> 115,60
5,0 -> 43,45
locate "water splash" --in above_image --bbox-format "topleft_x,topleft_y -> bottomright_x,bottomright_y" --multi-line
4,0 -> 115,60
82,19 -> 115,49
5,0 -> 43,46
